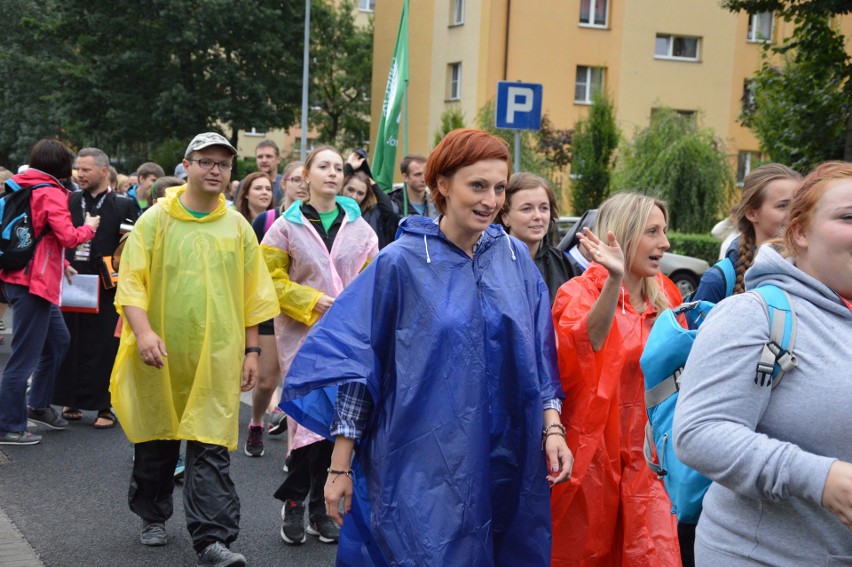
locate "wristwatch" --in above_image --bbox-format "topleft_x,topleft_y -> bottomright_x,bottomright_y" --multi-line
245,347 -> 262,355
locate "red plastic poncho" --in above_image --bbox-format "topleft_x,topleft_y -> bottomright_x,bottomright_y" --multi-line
551,263 -> 683,567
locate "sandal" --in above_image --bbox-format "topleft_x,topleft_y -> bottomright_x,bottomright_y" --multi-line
62,407 -> 82,421
94,410 -> 117,429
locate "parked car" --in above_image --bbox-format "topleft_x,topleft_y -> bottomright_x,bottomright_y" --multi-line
555,213 -> 709,299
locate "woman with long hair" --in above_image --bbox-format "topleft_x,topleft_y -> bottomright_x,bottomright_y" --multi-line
262,145 -> 378,546
235,171 -> 273,223
675,161 -> 852,565
499,172 -> 579,304
280,129 -> 571,565
551,192 -> 683,566
694,164 -> 801,303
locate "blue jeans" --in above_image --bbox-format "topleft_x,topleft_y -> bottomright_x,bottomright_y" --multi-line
0,283 -> 70,433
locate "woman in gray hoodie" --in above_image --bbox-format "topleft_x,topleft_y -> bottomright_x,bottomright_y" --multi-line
674,161 -> 852,566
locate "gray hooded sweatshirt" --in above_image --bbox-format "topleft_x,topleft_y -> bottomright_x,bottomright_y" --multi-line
674,244 -> 852,566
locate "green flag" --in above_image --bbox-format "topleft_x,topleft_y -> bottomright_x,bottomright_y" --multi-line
372,0 -> 409,192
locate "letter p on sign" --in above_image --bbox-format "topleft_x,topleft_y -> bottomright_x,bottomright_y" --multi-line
507,87 -> 533,123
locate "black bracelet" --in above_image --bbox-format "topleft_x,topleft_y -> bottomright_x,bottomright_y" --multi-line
245,347 -> 262,355
327,468 -> 353,483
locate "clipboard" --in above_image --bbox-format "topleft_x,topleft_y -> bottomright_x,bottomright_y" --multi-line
60,273 -> 100,314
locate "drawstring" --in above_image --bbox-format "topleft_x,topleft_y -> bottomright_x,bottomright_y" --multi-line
424,235 -> 431,264
504,234 -> 516,261
621,286 -> 626,315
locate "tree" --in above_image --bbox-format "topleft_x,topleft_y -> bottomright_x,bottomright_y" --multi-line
724,0 -> 852,167
614,109 -> 733,233
433,105 -> 466,147
0,0 -> 305,167
570,91 -> 619,213
0,0 -> 71,166
309,0 -> 373,151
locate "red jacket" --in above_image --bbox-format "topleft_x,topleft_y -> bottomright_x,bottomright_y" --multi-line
0,169 -> 95,304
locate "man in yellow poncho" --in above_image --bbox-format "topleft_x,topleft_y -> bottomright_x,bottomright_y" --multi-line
109,132 -> 279,567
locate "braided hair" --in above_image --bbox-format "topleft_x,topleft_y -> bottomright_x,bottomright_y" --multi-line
732,164 -> 801,294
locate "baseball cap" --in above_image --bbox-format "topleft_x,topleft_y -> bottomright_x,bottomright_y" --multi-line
173,162 -> 187,180
184,132 -> 237,158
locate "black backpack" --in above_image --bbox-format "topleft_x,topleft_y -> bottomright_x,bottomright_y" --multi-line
0,179 -> 51,270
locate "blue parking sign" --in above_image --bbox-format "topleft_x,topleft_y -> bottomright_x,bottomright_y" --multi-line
496,81 -> 543,130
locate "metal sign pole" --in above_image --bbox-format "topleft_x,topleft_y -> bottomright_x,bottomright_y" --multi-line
514,131 -> 521,172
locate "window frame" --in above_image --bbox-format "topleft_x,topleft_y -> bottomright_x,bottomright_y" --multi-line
448,62 -> 462,101
574,65 -> 605,105
737,150 -> 762,185
451,0 -> 465,26
244,127 -> 266,137
358,0 -> 375,12
654,34 -> 701,62
578,0 -> 609,28
747,11 -> 773,43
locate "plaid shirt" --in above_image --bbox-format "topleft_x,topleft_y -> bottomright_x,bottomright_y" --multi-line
330,382 -> 562,440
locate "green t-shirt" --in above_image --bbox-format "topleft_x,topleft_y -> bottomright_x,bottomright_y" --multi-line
318,209 -> 339,233
179,198 -> 211,219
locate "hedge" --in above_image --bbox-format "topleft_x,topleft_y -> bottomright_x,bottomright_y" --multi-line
667,232 -> 720,265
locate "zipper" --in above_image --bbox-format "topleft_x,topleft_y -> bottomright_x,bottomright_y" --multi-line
41,249 -> 51,276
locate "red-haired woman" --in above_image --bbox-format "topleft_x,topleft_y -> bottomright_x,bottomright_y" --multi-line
279,129 -> 572,565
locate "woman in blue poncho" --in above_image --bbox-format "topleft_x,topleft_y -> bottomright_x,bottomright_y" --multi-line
281,129 -> 573,566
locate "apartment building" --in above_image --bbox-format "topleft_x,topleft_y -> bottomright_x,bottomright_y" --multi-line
370,0 -> 852,188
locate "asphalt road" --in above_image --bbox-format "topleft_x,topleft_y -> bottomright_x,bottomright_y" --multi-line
0,312 -> 337,567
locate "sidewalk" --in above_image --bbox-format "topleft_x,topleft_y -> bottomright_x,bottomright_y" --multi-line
0,308 -> 45,567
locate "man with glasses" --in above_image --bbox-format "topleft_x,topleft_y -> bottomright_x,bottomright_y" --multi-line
110,132 -> 278,567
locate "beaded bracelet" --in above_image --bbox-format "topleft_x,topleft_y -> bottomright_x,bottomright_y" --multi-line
544,423 -> 566,435
327,468 -> 353,483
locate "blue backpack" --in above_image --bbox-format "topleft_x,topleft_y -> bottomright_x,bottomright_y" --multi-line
640,284 -> 798,523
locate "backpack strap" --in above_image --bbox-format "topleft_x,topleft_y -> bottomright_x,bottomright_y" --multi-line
752,285 -> 798,388
264,209 -> 277,234
712,257 -> 736,298
644,421 -> 666,478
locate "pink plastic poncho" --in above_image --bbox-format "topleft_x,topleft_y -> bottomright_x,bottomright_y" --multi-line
261,197 -> 378,450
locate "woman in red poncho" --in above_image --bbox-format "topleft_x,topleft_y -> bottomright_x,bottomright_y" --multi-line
551,192 -> 682,566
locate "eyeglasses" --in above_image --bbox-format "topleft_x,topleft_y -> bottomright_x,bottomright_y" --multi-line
188,159 -> 233,171
284,176 -> 302,184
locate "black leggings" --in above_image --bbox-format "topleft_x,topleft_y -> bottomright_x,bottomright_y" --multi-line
273,440 -> 334,520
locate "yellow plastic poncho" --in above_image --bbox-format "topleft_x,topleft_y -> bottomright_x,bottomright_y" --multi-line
109,185 -> 279,450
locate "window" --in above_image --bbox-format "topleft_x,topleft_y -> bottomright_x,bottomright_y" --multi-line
358,0 -> 375,11
655,34 -> 700,61
452,0 -> 465,26
737,151 -> 761,184
747,12 -> 773,42
244,127 -> 266,137
579,0 -> 608,27
574,66 -> 605,104
742,79 -> 756,115
448,63 -> 462,101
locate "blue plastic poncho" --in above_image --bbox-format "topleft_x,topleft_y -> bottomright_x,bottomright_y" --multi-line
282,216 -> 564,566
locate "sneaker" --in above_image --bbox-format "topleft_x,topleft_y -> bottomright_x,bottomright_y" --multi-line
174,453 -> 186,480
279,500 -> 306,545
244,424 -> 264,457
196,541 -> 245,567
0,431 -> 42,445
27,407 -> 68,430
307,514 -> 340,544
140,520 -> 167,546
267,410 -> 287,436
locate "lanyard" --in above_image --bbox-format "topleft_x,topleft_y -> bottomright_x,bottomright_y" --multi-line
81,188 -> 110,216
